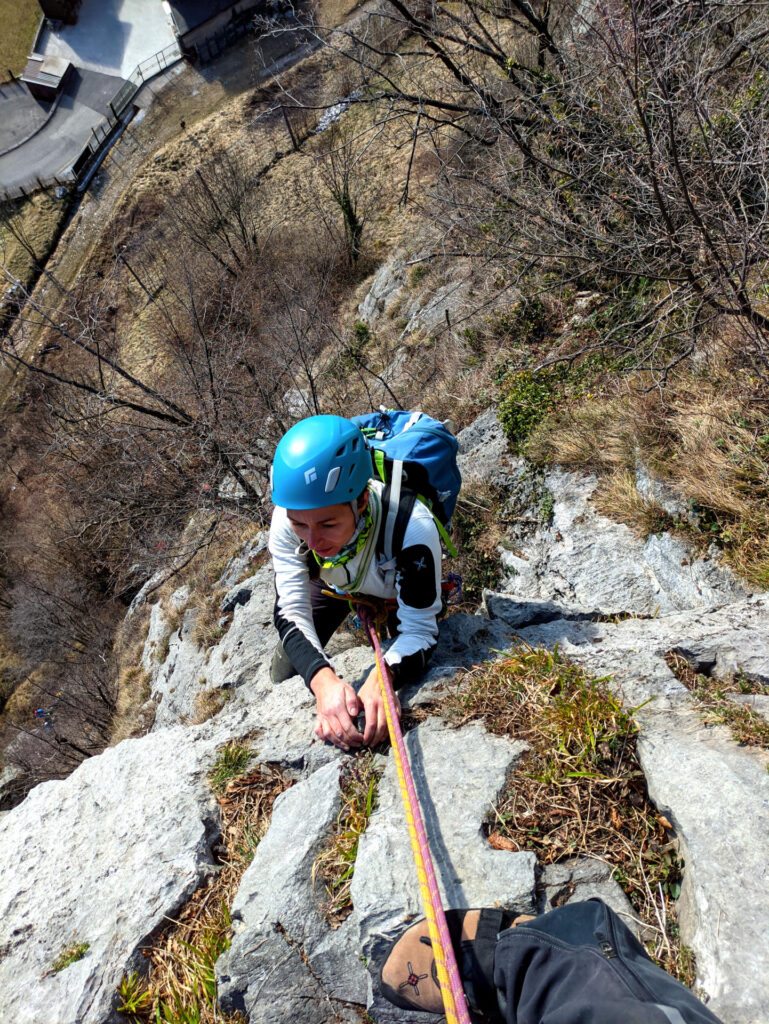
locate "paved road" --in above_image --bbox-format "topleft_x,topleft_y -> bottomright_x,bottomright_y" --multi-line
0,68 -> 125,192
0,82 -> 52,156
38,0 -> 178,79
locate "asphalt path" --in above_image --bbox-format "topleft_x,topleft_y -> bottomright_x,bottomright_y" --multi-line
0,82 -> 52,156
0,69 -> 125,192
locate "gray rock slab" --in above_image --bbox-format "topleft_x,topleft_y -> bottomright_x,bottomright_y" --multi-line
351,718 -> 537,1022
540,856 -> 643,937
456,407 -> 523,489
498,465 -> 753,616
0,727 -> 225,1024
218,530 -> 268,590
635,460 -> 694,522
146,565 -> 276,730
217,761 -> 367,1023
358,258 -> 406,323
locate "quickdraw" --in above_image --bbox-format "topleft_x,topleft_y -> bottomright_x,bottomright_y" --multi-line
356,601 -> 471,1024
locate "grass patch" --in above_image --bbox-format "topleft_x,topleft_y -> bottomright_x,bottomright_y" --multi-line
208,742 -> 253,794
51,940 -> 89,973
0,0 -> 40,78
118,763 -> 289,1023
194,687 -> 230,724
192,590 -> 230,650
0,190 -> 72,291
313,750 -> 383,926
592,470 -> 681,538
665,651 -> 769,749
451,483 -> 510,608
445,645 -> 693,983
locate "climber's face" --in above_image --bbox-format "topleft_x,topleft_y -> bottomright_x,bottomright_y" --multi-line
287,492 -> 369,558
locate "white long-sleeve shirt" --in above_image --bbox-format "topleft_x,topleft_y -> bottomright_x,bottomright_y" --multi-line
269,479 -> 442,687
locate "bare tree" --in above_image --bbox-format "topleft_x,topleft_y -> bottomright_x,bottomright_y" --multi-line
304,0 -> 769,375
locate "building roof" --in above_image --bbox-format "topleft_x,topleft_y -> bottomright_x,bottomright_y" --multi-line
21,54 -> 71,90
166,0 -> 240,35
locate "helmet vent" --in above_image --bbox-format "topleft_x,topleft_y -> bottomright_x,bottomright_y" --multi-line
335,444 -> 346,457
325,467 -> 341,493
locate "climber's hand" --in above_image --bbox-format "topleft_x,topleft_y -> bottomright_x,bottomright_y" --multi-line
357,665 -> 400,747
310,667 -> 362,751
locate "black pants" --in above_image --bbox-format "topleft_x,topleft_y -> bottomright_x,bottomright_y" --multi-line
492,901 -> 723,1024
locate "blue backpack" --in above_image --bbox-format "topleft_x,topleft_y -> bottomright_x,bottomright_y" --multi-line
351,409 -> 462,559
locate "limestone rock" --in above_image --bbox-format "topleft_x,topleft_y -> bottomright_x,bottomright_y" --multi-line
540,856 -> 642,936
498,466 -> 754,616
0,727 -> 224,1024
358,259 -> 406,323
217,761 -> 367,1023
635,460 -> 694,522
456,407 -> 521,488
351,717 -> 537,1022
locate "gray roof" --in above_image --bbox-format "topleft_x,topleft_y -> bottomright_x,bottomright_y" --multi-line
167,0 -> 242,35
21,54 -> 71,89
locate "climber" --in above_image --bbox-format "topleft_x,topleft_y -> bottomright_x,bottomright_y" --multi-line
268,414 -> 443,751
378,899 -> 725,1024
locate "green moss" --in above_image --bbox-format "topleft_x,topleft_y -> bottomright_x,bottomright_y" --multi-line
52,941 -> 89,973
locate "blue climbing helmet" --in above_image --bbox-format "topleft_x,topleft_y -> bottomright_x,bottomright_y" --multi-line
270,415 -> 372,509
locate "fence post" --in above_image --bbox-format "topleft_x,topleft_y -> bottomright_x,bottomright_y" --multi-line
281,105 -> 298,151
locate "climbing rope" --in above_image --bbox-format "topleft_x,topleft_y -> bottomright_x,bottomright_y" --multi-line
356,602 -> 471,1024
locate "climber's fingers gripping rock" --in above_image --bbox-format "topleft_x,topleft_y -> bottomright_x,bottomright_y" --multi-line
311,667 -> 362,751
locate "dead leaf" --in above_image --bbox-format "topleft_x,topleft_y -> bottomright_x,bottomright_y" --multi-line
658,814 -> 673,830
488,831 -> 516,851
610,807 -> 622,830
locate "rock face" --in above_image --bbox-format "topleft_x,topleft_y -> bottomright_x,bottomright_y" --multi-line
457,411 -> 753,618
0,727 -> 223,1024
1,405 -> 768,1024
352,718 -> 536,1022
493,594 -> 769,1024
218,761 -> 367,1024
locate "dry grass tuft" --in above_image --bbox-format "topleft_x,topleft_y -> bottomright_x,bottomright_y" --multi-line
451,482 -> 511,608
193,687 -> 230,724
313,750 -> 383,927
445,645 -> 693,983
664,651 -> 769,749
592,470 -> 678,537
0,0 -> 40,77
118,762 -> 290,1023
526,352 -> 769,587
192,591 -> 230,650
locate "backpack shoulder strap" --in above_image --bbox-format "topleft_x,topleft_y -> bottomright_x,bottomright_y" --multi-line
377,460 -> 418,566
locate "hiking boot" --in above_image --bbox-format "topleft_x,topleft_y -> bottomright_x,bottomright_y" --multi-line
379,908 -> 530,1018
270,642 -> 296,683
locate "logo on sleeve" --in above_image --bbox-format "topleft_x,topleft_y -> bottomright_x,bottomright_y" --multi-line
413,556 -> 426,571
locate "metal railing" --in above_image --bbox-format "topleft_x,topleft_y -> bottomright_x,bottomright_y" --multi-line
0,40 -> 181,203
